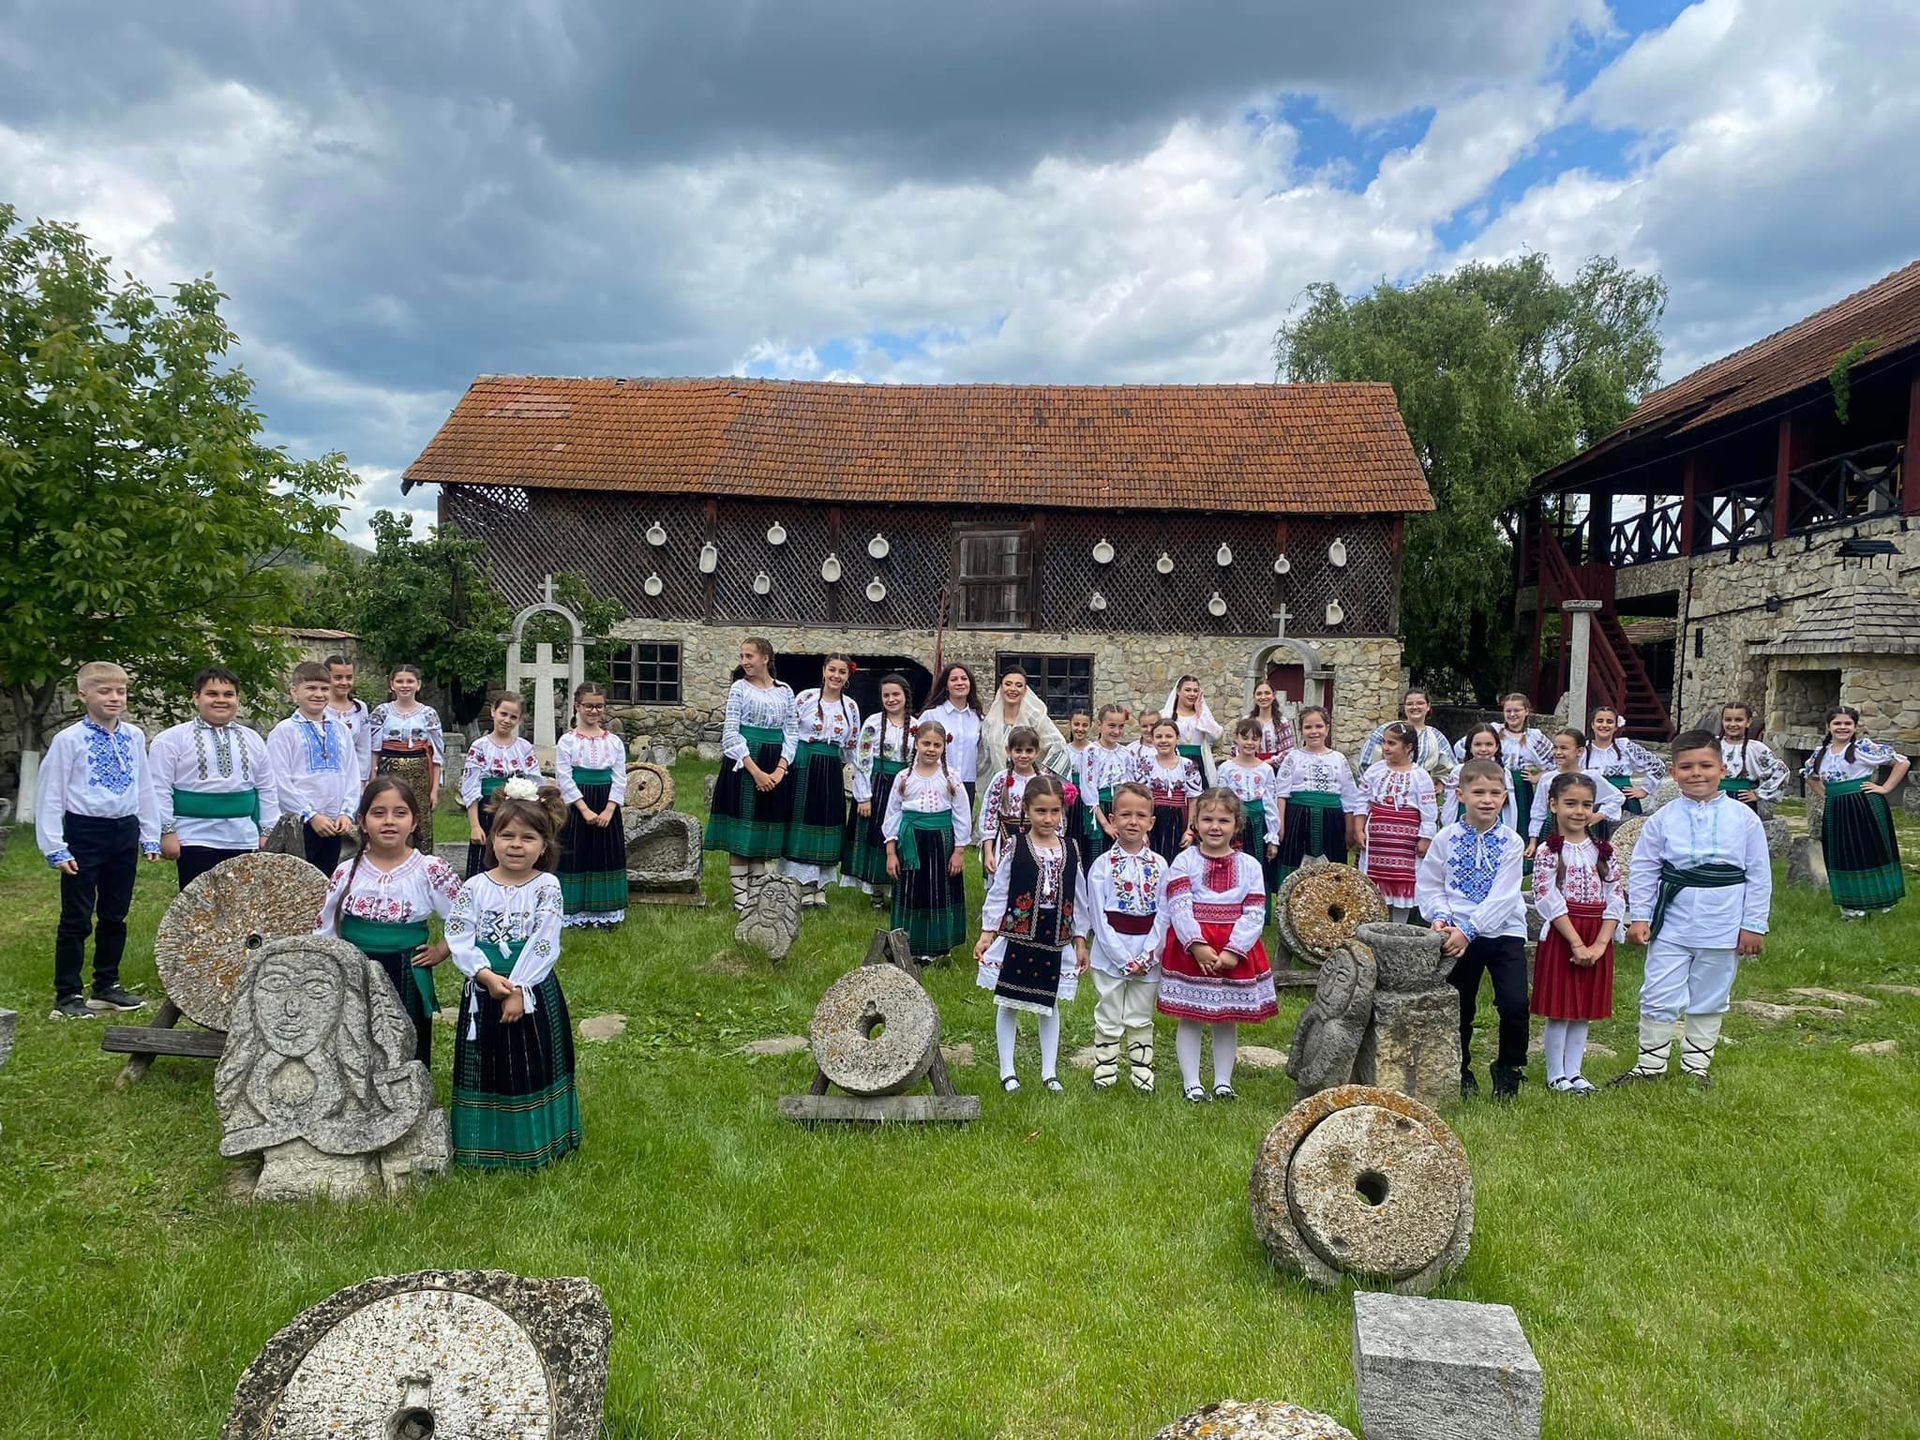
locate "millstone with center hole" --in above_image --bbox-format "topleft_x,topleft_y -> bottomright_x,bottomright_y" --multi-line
623,760 -> 674,817
156,852 -> 332,1031
809,964 -> 940,1096
1250,1084 -> 1473,1294
1281,863 -> 1388,964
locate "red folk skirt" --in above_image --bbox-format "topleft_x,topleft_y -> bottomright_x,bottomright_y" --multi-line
1156,912 -> 1279,1025
1362,802 -> 1422,905
1530,900 -> 1615,1020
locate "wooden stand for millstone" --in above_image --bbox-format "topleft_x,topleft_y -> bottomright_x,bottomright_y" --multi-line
102,1002 -> 225,1087
779,929 -> 981,1125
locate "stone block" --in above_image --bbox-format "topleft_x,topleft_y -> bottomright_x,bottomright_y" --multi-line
1761,815 -> 1791,859
1354,988 -> 1460,1111
624,809 -> 703,894
1786,836 -> 1828,890
1352,1292 -> 1541,1440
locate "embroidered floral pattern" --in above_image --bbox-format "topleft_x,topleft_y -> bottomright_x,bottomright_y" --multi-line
1446,825 -> 1510,905
81,717 -> 136,795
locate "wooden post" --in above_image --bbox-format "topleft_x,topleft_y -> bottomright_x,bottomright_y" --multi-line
1679,454 -> 1703,554
1587,487 -> 1610,565
1905,367 -> 1920,517
1773,418 -> 1794,541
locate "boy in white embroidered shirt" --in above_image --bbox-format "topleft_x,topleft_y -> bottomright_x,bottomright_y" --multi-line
268,659 -> 362,876
36,661 -> 161,1018
1084,782 -> 1170,1093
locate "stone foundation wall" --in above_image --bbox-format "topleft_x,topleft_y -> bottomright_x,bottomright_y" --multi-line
603,618 -> 1408,757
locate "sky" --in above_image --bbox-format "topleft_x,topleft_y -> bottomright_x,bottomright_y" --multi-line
2,0 -> 1917,543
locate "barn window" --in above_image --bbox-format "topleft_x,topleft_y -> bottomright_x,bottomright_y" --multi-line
953,526 -> 1034,628
998,652 -> 1094,720
609,642 -> 682,705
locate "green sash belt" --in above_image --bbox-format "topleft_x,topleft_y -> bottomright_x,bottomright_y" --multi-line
1177,744 -> 1207,767
478,936 -> 528,979
480,775 -> 510,800
796,738 -> 842,761
741,724 -> 783,749
1287,788 -> 1345,811
1605,774 -> 1633,791
571,766 -> 614,786
1826,777 -> 1869,798
171,787 -> 259,821
896,808 -> 955,840
1719,777 -> 1757,796
1649,860 -> 1749,940
339,914 -> 436,1013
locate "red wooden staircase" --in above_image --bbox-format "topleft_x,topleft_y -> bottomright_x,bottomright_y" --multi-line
1531,533 -> 1674,741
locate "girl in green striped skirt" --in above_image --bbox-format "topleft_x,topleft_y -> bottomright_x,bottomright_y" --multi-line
842,673 -> 916,908
445,783 -> 581,1171
1803,707 -> 1911,918
555,682 -> 627,928
709,637 -> 798,912
883,720 -> 974,962
1272,706 -> 1363,883
783,655 -> 860,908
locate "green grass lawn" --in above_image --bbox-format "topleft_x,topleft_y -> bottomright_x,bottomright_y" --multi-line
2,767 -> 1918,1437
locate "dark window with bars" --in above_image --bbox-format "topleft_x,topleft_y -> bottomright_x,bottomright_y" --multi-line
954,526 -> 1034,628
997,652 -> 1094,721
609,642 -> 683,704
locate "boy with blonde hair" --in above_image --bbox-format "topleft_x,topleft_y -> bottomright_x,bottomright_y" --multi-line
36,661 -> 160,1019
268,660 -> 362,874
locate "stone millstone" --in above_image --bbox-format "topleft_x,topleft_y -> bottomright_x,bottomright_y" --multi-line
1282,863 -> 1388,964
221,1269 -> 610,1440
156,852 -> 332,1031
1251,1084 -> 1473,1294
810,964 -> 940,1096
1354,922 -> 1451,993
623,760 -> 674,817
1607,815 -> 1648,884
1153,1399 -> 1355,1439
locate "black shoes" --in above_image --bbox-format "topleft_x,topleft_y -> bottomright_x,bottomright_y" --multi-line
1490,1065 -> 1524,1101
89,985 -> 147,1013
1459,1069 -> 1479,1098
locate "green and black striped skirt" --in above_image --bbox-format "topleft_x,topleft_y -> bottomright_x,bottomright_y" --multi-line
706,724 -> 791,860
1276,788 -> 1346,883
891,808 -> 966,957
338,913 -> 437,1067
1823,777 -> 1905,913
842,758 -> 907,887
559,767 -> 625,927
1239,798 -> 1281,916
453,938 -> 579,1171
783,738 -> 849,866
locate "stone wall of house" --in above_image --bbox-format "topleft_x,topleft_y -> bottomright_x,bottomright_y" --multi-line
603,618 -> 1407,756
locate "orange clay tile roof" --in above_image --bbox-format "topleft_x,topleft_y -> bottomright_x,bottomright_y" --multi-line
1535,257 -> 1920,492
403,376 -> 1432,515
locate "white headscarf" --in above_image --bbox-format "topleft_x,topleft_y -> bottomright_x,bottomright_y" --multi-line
980,687 -> 1072,781
1162,685 -> 1222,740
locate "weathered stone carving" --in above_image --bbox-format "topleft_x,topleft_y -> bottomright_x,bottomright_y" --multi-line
156,852 -> 332,1032
624,809 -> 703,896
736,875 -> 803,959
1286,940 -> 1377,1095
623,760 -> 674,817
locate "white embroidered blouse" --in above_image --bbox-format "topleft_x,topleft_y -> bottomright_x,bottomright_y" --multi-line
794,688 -> 861,755
459,735 -> 544,805
723,679 -> 799,769
1360,762 -> 1439,838
1530,837 -> 1625,924
445,871 -> 566,1034
555,730 -> 627,806
1273,748 -> 1365,813
368,702 -> 445,763
1802,737 -> 1904,783
316,850 -> 462,933
1216,760 -> 1282,846
850,713 -> 915,804
881,768 -> 975,845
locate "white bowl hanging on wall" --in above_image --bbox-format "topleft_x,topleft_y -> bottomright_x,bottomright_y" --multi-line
645,521 -> 667,547
1215,543 -> 1233,567
866,577 -> 887,603
643,572 -> 664,597
698,541 -> 719,575
1207,591 -> 1228,618
868,533 -> 890,559
1326,598 -> 1345,626
1088,591 -> 1108,611
1329,537 -> 1348,568
766,521 -> 788,546
821,553 -> 842,583
1155,552 -> 1175,575
753,570 -> 772,595
1273,553 -> 1291,576
1092,538 -> 1115,565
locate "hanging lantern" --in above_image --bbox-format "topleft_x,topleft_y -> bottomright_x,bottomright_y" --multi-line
1326,598 -> 1345,626
821,553 -> 842,583
1155,551 -> 1175,575
698,541 -> 719,575
767,521 -> 788,546
645,521 -> 668,547
643,572 -> 664,597
1273,553 -> 1291,576
1207,591 -> 1228,618
868,533 -> 891,559
1088,591 -> 1108,611
1329,537 -> 1348,568
1215,543 -> 1233,567
752,570 -> 772,595
1092,538 -> 1115,565
866,577 -> 888,603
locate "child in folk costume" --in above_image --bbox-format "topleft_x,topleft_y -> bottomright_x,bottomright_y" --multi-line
1064,709 -> 1095,850
1217,720 -> 1281,912
1440,724 -> 1517,831
1164,674 -> 1222,784
151,665 -> 279,891
1246,681 -> 1295,765
1716,702 -> 1790,812
1084,783 -> 1169,1093
444,784 -> 580,1169
884,721 -> 973,963
1581,704 -> 1666,835
324,654 -> 373,780
554,681 -> 626,929
974,775 -> 1090,1093
981,726 -> 1044,875
1418,760 -> 1530,1099
710,637 -> 798,911
1618,731 -> 1770,1088
1455,693 -> 1551,841
1802,706 -> 1910,918
1531,773 -> 1623,1095
843,671 -> 915,908
1129,710 -> 1163,771
37,661 -> 161,1020
784,654 -> 860,908
368,663 -> 444,850
1159,788 -> 1279,1103
1085,704 -> 1135,862
1357,721 -> 1439,923
1272,706 -> 1363,882
270,660 -> 362,877
1524,728 -> 1623,857
315,776 -> 459,1066
460,691 -> 543,879
1140,719 -> 1204,859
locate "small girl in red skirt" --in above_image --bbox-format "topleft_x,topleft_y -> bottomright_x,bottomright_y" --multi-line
1358,721 -> 1438,923
1158,787 -> 1278,1104
1530,771 -> 1623,1096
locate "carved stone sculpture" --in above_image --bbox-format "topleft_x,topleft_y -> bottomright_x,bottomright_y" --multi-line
1286,940 -> 1377,1095
736,875 -> 804,960
215,935 -> 444,1201
624,809 -> 703,897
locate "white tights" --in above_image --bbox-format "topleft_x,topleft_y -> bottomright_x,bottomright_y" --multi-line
1175,1019 -> 1238,1091
996,1005 -> 1061,1081
1541,1018 -> 1590,1084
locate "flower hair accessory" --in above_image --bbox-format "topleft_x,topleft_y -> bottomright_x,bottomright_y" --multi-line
502,776 -> 540,801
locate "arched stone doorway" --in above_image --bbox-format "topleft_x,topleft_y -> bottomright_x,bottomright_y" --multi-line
1246,639 -> 1334,714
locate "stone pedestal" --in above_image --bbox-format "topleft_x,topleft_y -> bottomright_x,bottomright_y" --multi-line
1352,1293 -> 1541,1440
1354,989 -> 1461,1112
624,810 -> 704,904
1560,600 -> 1603,730
1154,1400 -> 1355,1439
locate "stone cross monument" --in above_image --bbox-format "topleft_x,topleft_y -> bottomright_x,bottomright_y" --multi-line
505,576 -> 587,761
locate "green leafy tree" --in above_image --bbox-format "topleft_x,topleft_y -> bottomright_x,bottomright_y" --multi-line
0,206 -> 353,748
1275,253 -> 1665,701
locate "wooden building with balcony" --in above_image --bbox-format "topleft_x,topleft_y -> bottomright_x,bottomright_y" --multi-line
1517,258 -> 1920,763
